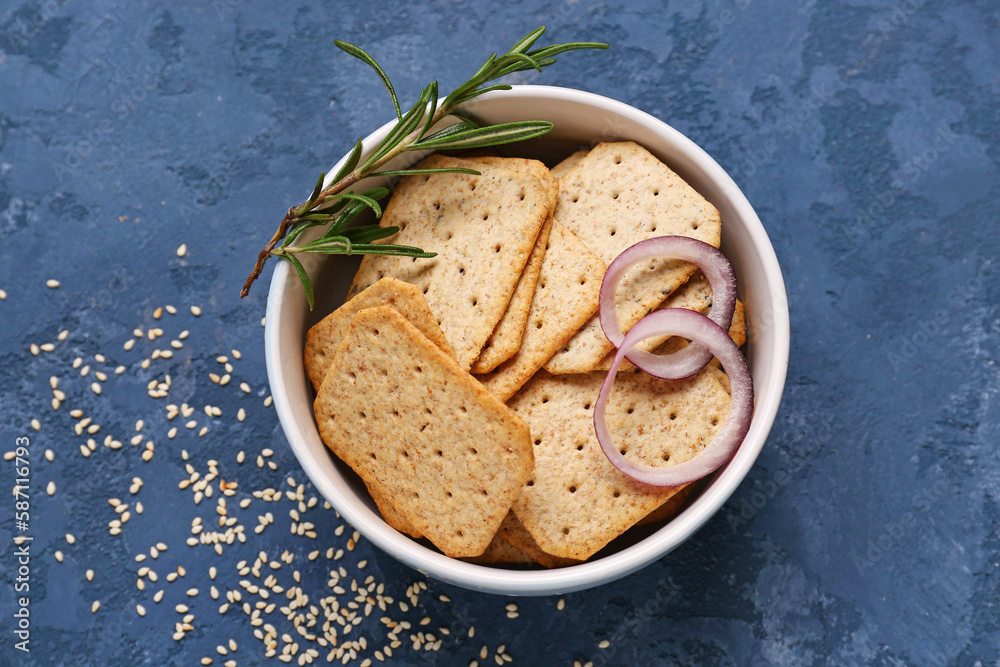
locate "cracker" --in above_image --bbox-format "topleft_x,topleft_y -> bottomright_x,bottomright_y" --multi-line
635,482 -> 696,527
348,154 -> 550,371
471,158 -> 559,373
544,141 -> 721,374
477,224 -> 605,402
507,367 -> 730,560
366,481 -> 422,538
314,306 -> 533,558
461,533 -> 535,565
550,150 -> 590,180
495,511 -> 582,568
305,276 -> 452,391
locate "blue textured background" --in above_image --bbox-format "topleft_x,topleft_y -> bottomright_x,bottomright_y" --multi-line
1,0 -> 998,665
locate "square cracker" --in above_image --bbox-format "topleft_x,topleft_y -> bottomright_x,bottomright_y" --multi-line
314,306 -> 533,558
543,141 -> 721,374
305,276 -> 452,391
495,511 -> 581,568
549,149 -> 590,180
471,157 -> 559,374
348,154 -> 550,371
507,367 -> 730,560
461,533 -> 536,565
477,223 -> 605,402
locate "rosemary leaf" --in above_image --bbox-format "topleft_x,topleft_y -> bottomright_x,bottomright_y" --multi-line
342,225 -> 400,244
508,26 -> 546,55
281,222 -> 323,248
410,120 -> 553,151
368,167 -> 481,178
323,191 -> 384,219
335,40 -> 403,120
282,253 -> 315,310
331,139 -> 364,184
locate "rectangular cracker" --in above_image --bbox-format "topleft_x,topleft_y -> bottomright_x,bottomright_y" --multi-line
507,367 -> 730,560
635,482 -> 696,527
476,224 -> 605,402
305,276 -> 453,391
471,158 -> 559,374
543,141 -> 721,374
461,533 -> 536,565
495,511 -> 581,568
314,306 -> 533,558
366,481 -> 422,538
348,154 -> 550,371
550,149 -> 590,180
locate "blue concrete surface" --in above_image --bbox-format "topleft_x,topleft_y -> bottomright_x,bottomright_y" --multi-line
1,0 -> 998,665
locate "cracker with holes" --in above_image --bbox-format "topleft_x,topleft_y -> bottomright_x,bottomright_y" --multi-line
543,141 -> 721,374
506,367 -> 730,560
549,149 -> 589,180
461,533 -> 536,565
305,276 -> 452,392
477,224 -> 605,401
348,154 -> 550,371
495,511 -> 582,568
314,306 -> 534,558
471,157 -> 559,374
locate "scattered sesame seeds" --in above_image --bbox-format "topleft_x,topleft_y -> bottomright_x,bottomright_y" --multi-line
137,604 -> 146,617
191,305 -> 202,316
557,598 -> 565,611
46,481 -> 56,496
177,243 -> 187,257
54,550 -> 64,562
31,419 -> 41,431
46,279 -> 61,288
91,601 -> 101,613
66,533 -> 76,545
598,640 -> 610,649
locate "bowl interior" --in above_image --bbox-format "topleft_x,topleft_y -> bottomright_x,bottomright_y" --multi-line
265,85 -> 789,595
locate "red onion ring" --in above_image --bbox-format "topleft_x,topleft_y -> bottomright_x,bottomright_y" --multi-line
594,308 -> 754,487
599,236 -> 737,379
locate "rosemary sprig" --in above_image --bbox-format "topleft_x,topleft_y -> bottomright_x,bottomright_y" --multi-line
241,26 -> 608,307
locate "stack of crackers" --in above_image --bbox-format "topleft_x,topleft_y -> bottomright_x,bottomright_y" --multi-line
307,142 -> 746,564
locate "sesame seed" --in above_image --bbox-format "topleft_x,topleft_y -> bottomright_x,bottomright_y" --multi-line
91,382 -> 101,395
86,569 -> 94,581
191,305 -> 202,316
66,533 -> 76,544
54,550 -> 64,562
91,601 -> 100,613
557,598 -> 565,610
45,449 -> 54,461
31,419 -> 41,431
599,640 -> 610,649
46,481 -> 56,496
124,339 -> 135,351
137,604 -> 146,616
0,289 -> 5,299
176,604 -> 189,613
177,243 -> 187,257
46,279 -> 60,288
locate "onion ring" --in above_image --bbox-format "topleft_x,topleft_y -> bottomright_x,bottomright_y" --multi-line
594,308 -> 754,487
599,236 -> 737,379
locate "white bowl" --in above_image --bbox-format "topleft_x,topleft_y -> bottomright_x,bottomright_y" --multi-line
265,85 -> 789,596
